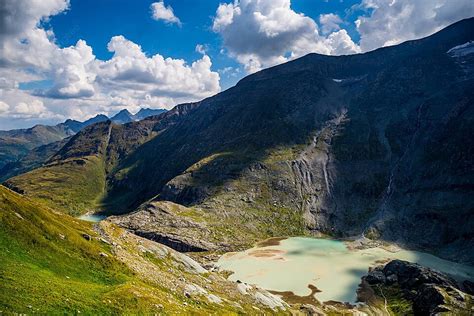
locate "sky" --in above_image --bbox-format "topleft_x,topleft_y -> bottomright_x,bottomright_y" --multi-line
0,0 -> 473,130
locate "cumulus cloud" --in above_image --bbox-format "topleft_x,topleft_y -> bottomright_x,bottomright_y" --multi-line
43,39 -> 97,98
356,0 -> 474,51
0,0 -> 69,40
0,88 -> 57,119
212,0 -> 360,73
326,29 -> 361,55
0,0 -> 220,126
0,77 -> 18,90
218,66 -> 241,78
13,100 -> 47,117
98,35 -> 220,99
0,101 -> 9,113
319,13 -> 343,34
150,1 -> 181,26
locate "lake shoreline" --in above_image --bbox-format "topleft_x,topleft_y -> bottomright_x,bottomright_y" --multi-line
217,236 -> 474,304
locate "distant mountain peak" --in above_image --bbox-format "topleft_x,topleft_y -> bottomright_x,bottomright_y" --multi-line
117,109 -> 132,115
109,108 -> 167,123
134,108 -> 167,120
110,109 -> 134,124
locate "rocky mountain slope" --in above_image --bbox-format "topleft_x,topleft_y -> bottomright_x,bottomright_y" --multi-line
4,18 -> 474,265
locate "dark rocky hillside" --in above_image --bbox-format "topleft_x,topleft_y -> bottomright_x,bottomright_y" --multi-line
6,18 -> 474,263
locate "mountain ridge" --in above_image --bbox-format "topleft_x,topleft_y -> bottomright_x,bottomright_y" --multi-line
0,108 -> 167,179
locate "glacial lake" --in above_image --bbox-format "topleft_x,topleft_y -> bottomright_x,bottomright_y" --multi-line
77,214 -> 107,222
217,237 -> 474,304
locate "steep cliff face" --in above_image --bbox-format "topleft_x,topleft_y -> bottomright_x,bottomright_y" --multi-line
7,19 -> 474,263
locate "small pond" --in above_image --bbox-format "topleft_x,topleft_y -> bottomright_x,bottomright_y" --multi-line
77,214 -> 107,222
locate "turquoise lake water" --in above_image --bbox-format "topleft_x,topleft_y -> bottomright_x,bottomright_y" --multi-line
217,237 -> 474,304
77,214 -> 106,222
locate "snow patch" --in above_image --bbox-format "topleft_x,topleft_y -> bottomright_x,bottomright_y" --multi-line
447,41 -> 474,57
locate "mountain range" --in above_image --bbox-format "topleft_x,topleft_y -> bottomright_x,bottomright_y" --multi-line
61,108 -> 167,133
0,108 -> 166,179
1,18 -> 473,314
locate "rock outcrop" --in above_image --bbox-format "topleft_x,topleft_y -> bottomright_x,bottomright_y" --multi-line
108,200 -> 222,252
362,260 -> 473,315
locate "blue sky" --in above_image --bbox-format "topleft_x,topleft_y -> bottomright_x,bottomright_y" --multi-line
0,0 -> 473,129
47,0 -> 361,90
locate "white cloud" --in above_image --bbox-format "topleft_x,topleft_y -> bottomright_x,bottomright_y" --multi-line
0,88 -> 57,119
43,39 -> 97,98
356,0 -> 474,52
218,66 -> 241,78
319,13 -> 343,34
0,77 -> 18,90
195,44 -> 207,55
150,1 -> 181,26
0,101 -> 9,113
97,35 -> 220,100
0,0 -> 72,71
212,2 -> 238,32
212,0 -> 360,73
326,29 -> 361,55
0,0 -> 221,126
14,100 -> 46,116
0,0 -> 69,40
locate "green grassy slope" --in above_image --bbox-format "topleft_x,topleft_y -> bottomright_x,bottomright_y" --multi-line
0,185 -> 276,314
0,185 -> 137,314
5,155 -> 106,216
